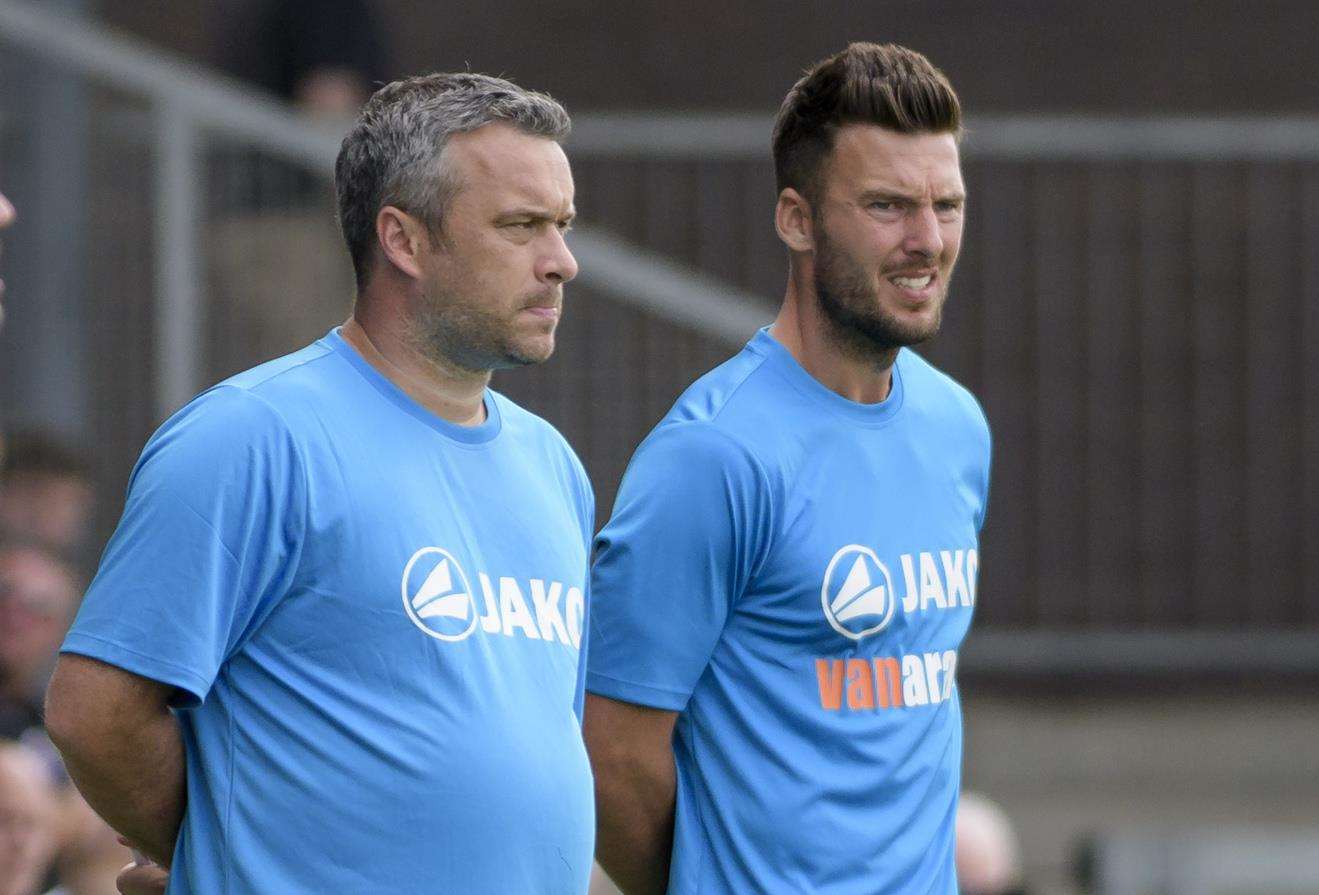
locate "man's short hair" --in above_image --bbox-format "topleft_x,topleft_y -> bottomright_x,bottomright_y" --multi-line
335,72 -> 572,290
772,42 -> 962,205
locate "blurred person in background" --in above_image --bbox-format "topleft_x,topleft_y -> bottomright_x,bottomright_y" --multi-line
0,741 -> 58,895
0,541 -> 82,740
208,1 -> 391,380
584,42 -> 989,895
206,0 -> 387,382
0,540 -> 127,895
0,434 -> 95,558
220,0 -> 388,120
956,792 -> 1027,895
47,72 -> 592,895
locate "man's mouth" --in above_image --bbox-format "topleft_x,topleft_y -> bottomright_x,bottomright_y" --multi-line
887,270 -> 938,300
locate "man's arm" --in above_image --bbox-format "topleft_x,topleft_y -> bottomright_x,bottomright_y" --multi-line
44,654 -> 186,867
583,693 -> 679,895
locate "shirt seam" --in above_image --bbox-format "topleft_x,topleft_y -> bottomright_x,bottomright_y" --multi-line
585,670 -> 690,703
60,632 -> 213,698
328,330 -> 505,450
763,344 -> 908,430
224,386 -> 312,586
657,421 -> 779,592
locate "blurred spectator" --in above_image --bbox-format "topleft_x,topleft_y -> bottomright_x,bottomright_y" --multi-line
0,541 -> 125,894
0,541 -> 82,740
0,741 -> 59,895
0,433 -> 95,557
957,792 -> 1027,895
220,0 -> 388,119
205,2 -> 380,378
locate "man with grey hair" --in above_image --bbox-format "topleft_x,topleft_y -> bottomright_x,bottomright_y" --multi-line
45,72 -> 594,894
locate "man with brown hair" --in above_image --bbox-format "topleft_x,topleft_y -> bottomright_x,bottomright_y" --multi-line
585,43 -> 991,893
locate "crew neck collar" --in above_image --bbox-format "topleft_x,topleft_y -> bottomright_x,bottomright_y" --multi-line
750,327 -> 905,427
323,327 -> 502,445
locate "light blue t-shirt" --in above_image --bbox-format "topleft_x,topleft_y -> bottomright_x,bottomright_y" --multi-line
63,330 -> 595,894
588,328 -> 991,895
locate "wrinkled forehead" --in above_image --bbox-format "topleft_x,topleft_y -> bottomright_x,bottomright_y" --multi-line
444,123 -> 575,211
824,124 -> 964,197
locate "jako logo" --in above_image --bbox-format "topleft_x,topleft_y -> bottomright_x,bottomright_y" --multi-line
401,546 -> 585,648
821,545 -> 896,640
402,547 -> 480,641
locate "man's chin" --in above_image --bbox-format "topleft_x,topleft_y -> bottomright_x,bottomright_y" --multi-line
499,337 -> 556,368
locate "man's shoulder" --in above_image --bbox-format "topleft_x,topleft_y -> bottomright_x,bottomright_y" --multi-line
213,337 -> 342,410
491,390 -> 576,457
656,338 -> 782,448
898,349 -> 990,435
144,339 -> 343,466
488,390 -> 590,489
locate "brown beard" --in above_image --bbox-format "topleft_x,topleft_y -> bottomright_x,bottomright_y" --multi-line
812,225 -> 944,363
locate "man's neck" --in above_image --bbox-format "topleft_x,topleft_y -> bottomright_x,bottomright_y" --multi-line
769,278 -> 896,405
340,311 -> 490,427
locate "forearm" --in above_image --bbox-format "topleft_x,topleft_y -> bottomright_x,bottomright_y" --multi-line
45,657 -> 187,867
593,757 -> 676,895
55,707 -> 185,866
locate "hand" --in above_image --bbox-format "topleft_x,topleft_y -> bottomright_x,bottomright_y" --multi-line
114,841 -> 169,895
116,860 -> 169,895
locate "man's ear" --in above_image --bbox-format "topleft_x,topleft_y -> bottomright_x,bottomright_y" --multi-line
774,188 -> 815,254
375,205 -> 431,281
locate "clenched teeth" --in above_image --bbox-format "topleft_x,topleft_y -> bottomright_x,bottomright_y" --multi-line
891,275 -> 932,289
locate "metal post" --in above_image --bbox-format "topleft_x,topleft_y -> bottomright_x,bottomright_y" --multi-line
153,103 -> 202,419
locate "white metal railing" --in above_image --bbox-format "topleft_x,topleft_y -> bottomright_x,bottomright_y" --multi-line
8,0 -> 1319,417
0,0 -> 771,418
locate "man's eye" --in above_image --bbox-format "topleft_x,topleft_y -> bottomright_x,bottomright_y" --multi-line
869,201 -> 897,212
557,221 -> 574,233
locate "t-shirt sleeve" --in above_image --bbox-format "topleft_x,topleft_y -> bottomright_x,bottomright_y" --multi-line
587,422 -> 770,711
974,404 -> 993,533
62,386 -> 307,706
567,450 -> 596,725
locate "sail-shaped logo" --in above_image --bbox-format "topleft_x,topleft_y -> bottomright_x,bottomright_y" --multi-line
820,545 -> 896,640
401,547 -> 479,641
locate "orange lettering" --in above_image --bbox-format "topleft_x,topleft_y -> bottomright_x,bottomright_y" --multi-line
846,658 -> 875,710
873,657 -> 903,708
815,659 -> 844,710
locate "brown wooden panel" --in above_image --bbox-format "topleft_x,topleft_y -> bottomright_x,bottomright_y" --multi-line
1032,164 -> 1090,626
1189,164 -> 1249,625
1135,164 -> 1197,627
1243,165 -> 1302,625
1084,164 -> 1143,626
694,160 -> 746,285
971,162 -> 1039,627
1305,168 -> 1319,625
